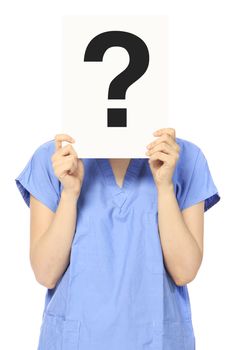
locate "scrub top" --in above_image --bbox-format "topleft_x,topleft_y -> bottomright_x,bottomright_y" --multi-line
15,137 -> 221,350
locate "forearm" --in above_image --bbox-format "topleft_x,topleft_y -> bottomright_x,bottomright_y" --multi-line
157,184 -> 202,285
32,190 -> 79,288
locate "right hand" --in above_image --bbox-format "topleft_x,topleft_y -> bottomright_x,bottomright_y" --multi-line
51,134 -> 84,196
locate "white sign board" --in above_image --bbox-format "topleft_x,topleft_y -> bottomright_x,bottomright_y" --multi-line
62,15 -> 169,158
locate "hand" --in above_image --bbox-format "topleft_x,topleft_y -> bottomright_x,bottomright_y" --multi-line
145,128 -> 180,189
51,134 -> 84,196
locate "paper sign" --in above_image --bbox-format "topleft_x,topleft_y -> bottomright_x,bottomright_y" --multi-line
62,15 -> 169,158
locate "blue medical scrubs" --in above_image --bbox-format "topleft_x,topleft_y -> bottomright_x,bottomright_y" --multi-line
15,137 -> 221,350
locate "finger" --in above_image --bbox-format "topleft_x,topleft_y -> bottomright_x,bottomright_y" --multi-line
52,145 -> 79,167
59,143 -> 78,157
53,144 -> 76,160
147,142 -> 179,162
147,133 -> 179,152
54,134 -> 75,152
148,151 -> 170,164
153,128 -> 176,140
57,155 -> 77,179
146,141 -> 173,155
157,134 -> 179,151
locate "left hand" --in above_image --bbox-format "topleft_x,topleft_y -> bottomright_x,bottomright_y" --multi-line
145,128 -> 180,189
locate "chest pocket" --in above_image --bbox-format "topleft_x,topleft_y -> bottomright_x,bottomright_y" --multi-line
143,210 -> 164,274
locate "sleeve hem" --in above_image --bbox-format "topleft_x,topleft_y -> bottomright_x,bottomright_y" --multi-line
181,191 -> 221,213
15,178 -> 57,213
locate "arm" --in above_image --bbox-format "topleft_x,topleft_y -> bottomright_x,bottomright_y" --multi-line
30,189 -> 79,289
157,183 -> 204,286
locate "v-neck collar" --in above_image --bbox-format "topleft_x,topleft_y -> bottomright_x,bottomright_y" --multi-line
95,158 -> 145,209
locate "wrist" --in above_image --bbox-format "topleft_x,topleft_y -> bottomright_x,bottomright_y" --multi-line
157,182 -> 174,195
61,189 -> 80,202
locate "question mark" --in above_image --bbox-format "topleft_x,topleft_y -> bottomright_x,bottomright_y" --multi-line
84,31 -> 149,127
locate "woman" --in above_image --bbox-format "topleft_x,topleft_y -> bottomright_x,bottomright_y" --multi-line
15,128 -> 220,349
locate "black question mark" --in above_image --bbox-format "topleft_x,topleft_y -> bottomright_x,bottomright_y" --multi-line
84,31 -> 150,127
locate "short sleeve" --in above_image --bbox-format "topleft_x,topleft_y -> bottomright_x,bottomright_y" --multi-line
176,142 -> 221,213
15,140 -> 60,213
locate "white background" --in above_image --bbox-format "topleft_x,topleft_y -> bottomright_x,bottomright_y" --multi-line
1,0 -> 230,349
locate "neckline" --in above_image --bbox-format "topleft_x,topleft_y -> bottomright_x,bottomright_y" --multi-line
96,158 -> 146,208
